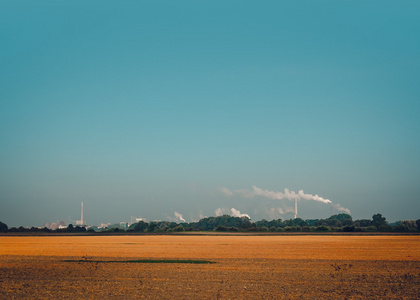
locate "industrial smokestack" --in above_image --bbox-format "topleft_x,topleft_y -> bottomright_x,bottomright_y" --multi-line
81,202 -> 84,225
294,198 -> 297,219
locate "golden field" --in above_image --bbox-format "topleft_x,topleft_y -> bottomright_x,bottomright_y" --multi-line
1,235 -> 419,299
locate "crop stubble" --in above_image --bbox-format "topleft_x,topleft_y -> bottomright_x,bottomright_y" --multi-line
0,235 -> 419,299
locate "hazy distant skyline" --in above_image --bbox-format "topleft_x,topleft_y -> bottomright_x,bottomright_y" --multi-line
1,1 -> 419,227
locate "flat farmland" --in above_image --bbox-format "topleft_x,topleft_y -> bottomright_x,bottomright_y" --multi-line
1,235 -> 419,299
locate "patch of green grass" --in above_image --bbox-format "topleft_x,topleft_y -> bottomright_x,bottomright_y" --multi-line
127,259 -> 215,264
63,259 -> 215,264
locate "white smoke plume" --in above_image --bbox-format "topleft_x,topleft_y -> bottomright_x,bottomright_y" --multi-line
198,213 -> 207,220
174,212 -> 186,223
333,203 -> 351,215
215,207 -> 250,219
230,208 -> 250,219
297,190 -> 332,204
219,187 -> 234,197
219,186 -> 352,219
236,186 -> 332,204
215,207 -> 226,216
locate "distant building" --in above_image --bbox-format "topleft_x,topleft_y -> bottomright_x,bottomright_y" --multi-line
44,220 -> 66,230
75,202 -> 85,226
119,222 -> 128,230
98,222 -> 111,229
129,216 -> 147,227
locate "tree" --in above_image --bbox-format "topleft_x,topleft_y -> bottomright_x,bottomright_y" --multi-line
214,225 -> 227,232
329,214 -> 352,223
154,225 -> 169,233
393,224 -> 409,232
354,219 -> 372,227
365,226 -> 377,232
313,218 -> 341,227
301,226 -> 311,232
372,214 -> 387,229
255,219 -> 270,228
399,220 -> 417,231
76,226 -> 87,232
315,225 -> 330,232
171,225 -> 185,232
343,225 -> 355,232
0,221 -> 8,233
129,221 -> 149,232
146,222 -> 157,232
342,219 -> 354,226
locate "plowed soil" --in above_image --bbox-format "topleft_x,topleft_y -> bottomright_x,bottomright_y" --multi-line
1,235 -> 419,299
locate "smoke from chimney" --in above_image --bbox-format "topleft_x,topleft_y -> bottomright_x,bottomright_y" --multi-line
221,186 -> 351,217
230,208 -> 250,219
174,212 -> 186,223
215,207 -> 250,219
333,203 -> 351,214
215,208 -> 224,217
235,186 -> 332,203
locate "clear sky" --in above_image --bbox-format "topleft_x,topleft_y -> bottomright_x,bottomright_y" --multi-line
1,1 -> 419,227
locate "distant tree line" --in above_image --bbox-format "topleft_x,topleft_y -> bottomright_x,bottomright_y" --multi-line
1,214 -> 420,234
0,222 -> 90,234
124,213 -> 420,233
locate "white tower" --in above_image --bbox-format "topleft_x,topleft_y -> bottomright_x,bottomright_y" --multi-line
76,202 -> 84,225
294,198 -> 298,219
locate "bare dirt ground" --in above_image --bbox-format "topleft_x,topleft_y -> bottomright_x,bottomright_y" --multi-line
0,235 -> 419,299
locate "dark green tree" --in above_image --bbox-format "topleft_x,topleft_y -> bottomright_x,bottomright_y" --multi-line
214,225 -> 227,232
172,225 -> 185,232
329,214 -> 352,223
0,221 -> 8,233
146,222 -> 157,232
393,223 -> 409,232
313,218 -> 341,227
342,219 -> 354,226
255,219 -> 270,228
343,225 -> 355,232
372,214 -> 387,229
354,219 -> 372,227
129,221 -> 149,232
315,225 -> 330,232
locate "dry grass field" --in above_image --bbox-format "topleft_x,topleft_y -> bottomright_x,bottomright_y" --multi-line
0,235 -> 419,299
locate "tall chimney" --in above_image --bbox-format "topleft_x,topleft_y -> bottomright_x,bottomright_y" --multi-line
294,198 -> 297,219
81,202 -> 84,225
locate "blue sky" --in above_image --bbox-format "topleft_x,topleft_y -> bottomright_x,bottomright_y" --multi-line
1,1 -> 419,227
